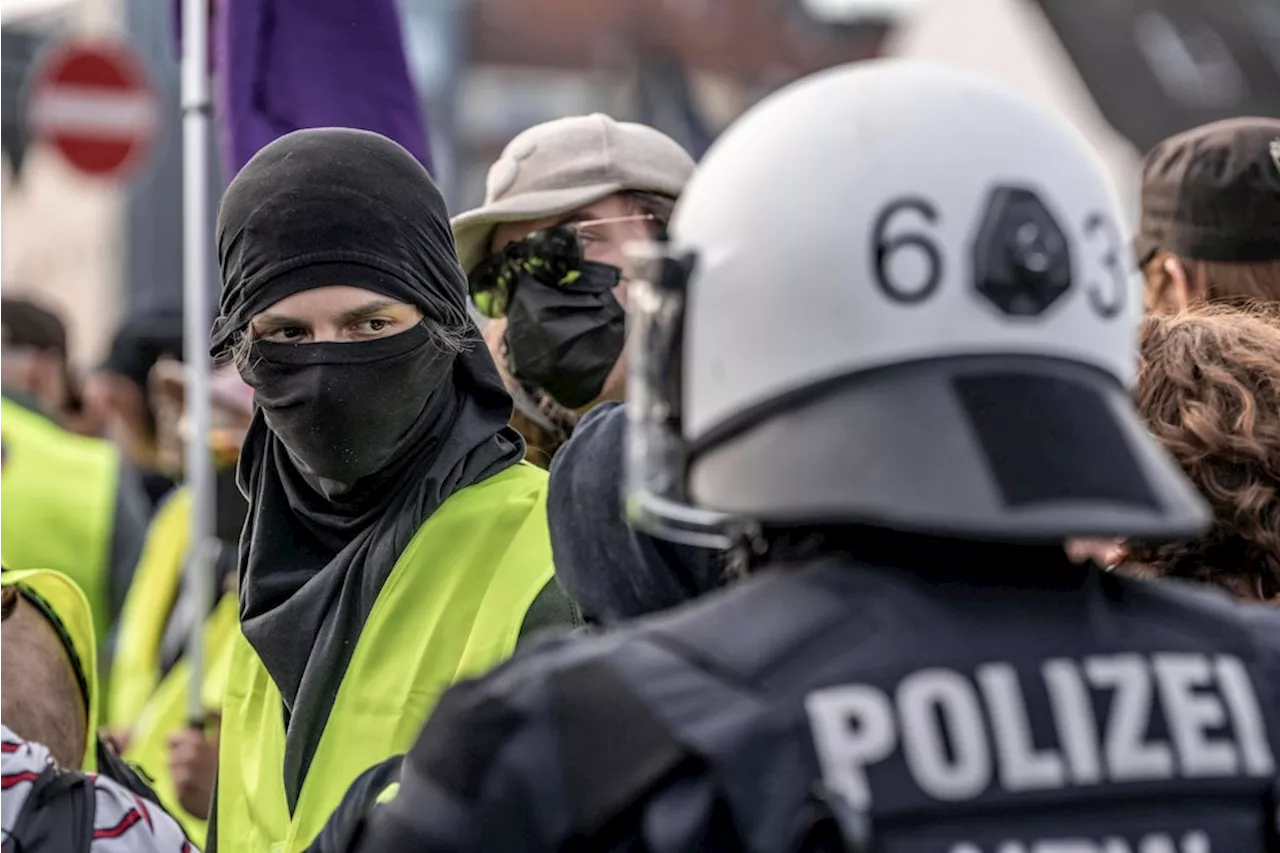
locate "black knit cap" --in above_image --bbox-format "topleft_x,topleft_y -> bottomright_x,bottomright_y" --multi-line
1134,117 -> 1280,265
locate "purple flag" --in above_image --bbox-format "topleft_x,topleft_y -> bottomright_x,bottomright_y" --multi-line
210,0 -> 431,178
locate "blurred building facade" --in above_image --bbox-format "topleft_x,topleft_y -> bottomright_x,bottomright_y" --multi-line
884,0 -> 1144,229
4,0 -> 1277,373
2,0 -> 125,368
454,0 -> 889,207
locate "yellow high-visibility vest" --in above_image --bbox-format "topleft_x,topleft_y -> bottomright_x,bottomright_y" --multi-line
107,488 -> 192,728
1,397 -> 119,642
215,462 -> 555,853
124,591 -> 237,847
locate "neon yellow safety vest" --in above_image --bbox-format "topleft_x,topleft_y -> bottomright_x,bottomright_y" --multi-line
108,488 -> 192,727
1,397 -> 118,642
215,462 -> 555,853
0,568 -> 100,771
124,591 -> 237,847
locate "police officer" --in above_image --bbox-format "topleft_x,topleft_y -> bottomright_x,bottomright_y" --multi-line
326,60 -> 1280,852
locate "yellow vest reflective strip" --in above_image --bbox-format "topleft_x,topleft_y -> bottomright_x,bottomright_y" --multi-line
0,397 -> 118,642
216,462 -> 555,853
123,591 -> 237,847
0,568 -> 100,771
108,488 -> 192,727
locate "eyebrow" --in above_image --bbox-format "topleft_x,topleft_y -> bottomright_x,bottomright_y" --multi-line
252,299 -> 404,330
333,299 -> 403,325
250,311 -> 307,330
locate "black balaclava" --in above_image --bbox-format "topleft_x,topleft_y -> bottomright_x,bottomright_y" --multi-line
211,127 -> 523,806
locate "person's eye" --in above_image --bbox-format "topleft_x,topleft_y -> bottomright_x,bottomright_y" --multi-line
575,230 -> 601,246
260,325 -> 307,342
355,318 -> 394,335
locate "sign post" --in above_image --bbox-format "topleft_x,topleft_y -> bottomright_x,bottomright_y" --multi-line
27,39 -> 159,180
181,0 -> 215,725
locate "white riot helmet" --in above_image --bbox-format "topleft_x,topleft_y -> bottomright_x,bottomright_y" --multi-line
624,59 -> 1209,550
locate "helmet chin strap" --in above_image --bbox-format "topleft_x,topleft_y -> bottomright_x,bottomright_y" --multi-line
496,334 -> 580,444
509,379 -> 581,445
509,382 -> 568,438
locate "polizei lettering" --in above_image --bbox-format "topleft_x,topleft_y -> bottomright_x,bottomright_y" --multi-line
950,832 -> 1210,853
805,653 -> 1275,811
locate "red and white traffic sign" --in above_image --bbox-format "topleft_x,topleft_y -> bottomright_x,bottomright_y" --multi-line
26,39 -> 159,180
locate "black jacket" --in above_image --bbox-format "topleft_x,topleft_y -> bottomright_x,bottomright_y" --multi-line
319,548 -> 1280,852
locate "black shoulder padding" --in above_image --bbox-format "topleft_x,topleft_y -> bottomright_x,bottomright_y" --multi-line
408,678 -> 526,802
550,659 -> 692,842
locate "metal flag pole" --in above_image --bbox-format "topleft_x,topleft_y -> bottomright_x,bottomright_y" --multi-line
180,0 -> 215,724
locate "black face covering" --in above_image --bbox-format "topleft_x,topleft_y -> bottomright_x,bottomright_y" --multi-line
504,261 -> 626,410
213,463 -> 248,547
241,325 -> 450,492
210,128 -> 524,806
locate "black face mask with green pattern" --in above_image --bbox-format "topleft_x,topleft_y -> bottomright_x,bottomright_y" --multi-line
503,258 -> 626,410
471,225 -> 627,410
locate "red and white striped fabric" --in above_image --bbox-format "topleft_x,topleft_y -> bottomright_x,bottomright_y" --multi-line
1,726 -> 196,853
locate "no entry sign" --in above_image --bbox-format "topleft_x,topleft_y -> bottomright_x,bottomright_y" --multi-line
26,39 -> 159,180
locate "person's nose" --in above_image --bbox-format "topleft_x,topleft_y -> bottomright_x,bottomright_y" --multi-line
311,323 -> 344,343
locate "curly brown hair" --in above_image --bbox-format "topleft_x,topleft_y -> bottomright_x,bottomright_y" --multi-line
1123,304 -> 1280,600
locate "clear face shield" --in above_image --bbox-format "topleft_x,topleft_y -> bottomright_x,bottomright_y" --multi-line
622,240 -> 762,557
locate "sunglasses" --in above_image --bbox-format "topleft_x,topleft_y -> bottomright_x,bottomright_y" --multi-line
468,214 -> 654,319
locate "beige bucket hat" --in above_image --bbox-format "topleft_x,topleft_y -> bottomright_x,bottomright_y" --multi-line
452,113 -> 696,275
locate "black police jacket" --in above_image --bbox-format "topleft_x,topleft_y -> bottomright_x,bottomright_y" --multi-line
333,553 -> 1280,853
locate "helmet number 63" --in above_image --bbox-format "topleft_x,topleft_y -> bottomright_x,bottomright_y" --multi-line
871,195 -> 1129,321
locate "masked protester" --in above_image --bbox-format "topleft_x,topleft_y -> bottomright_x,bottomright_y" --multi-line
452,114 -> 694,467
313,61 -> 1280,853
207,128 -> 576,853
